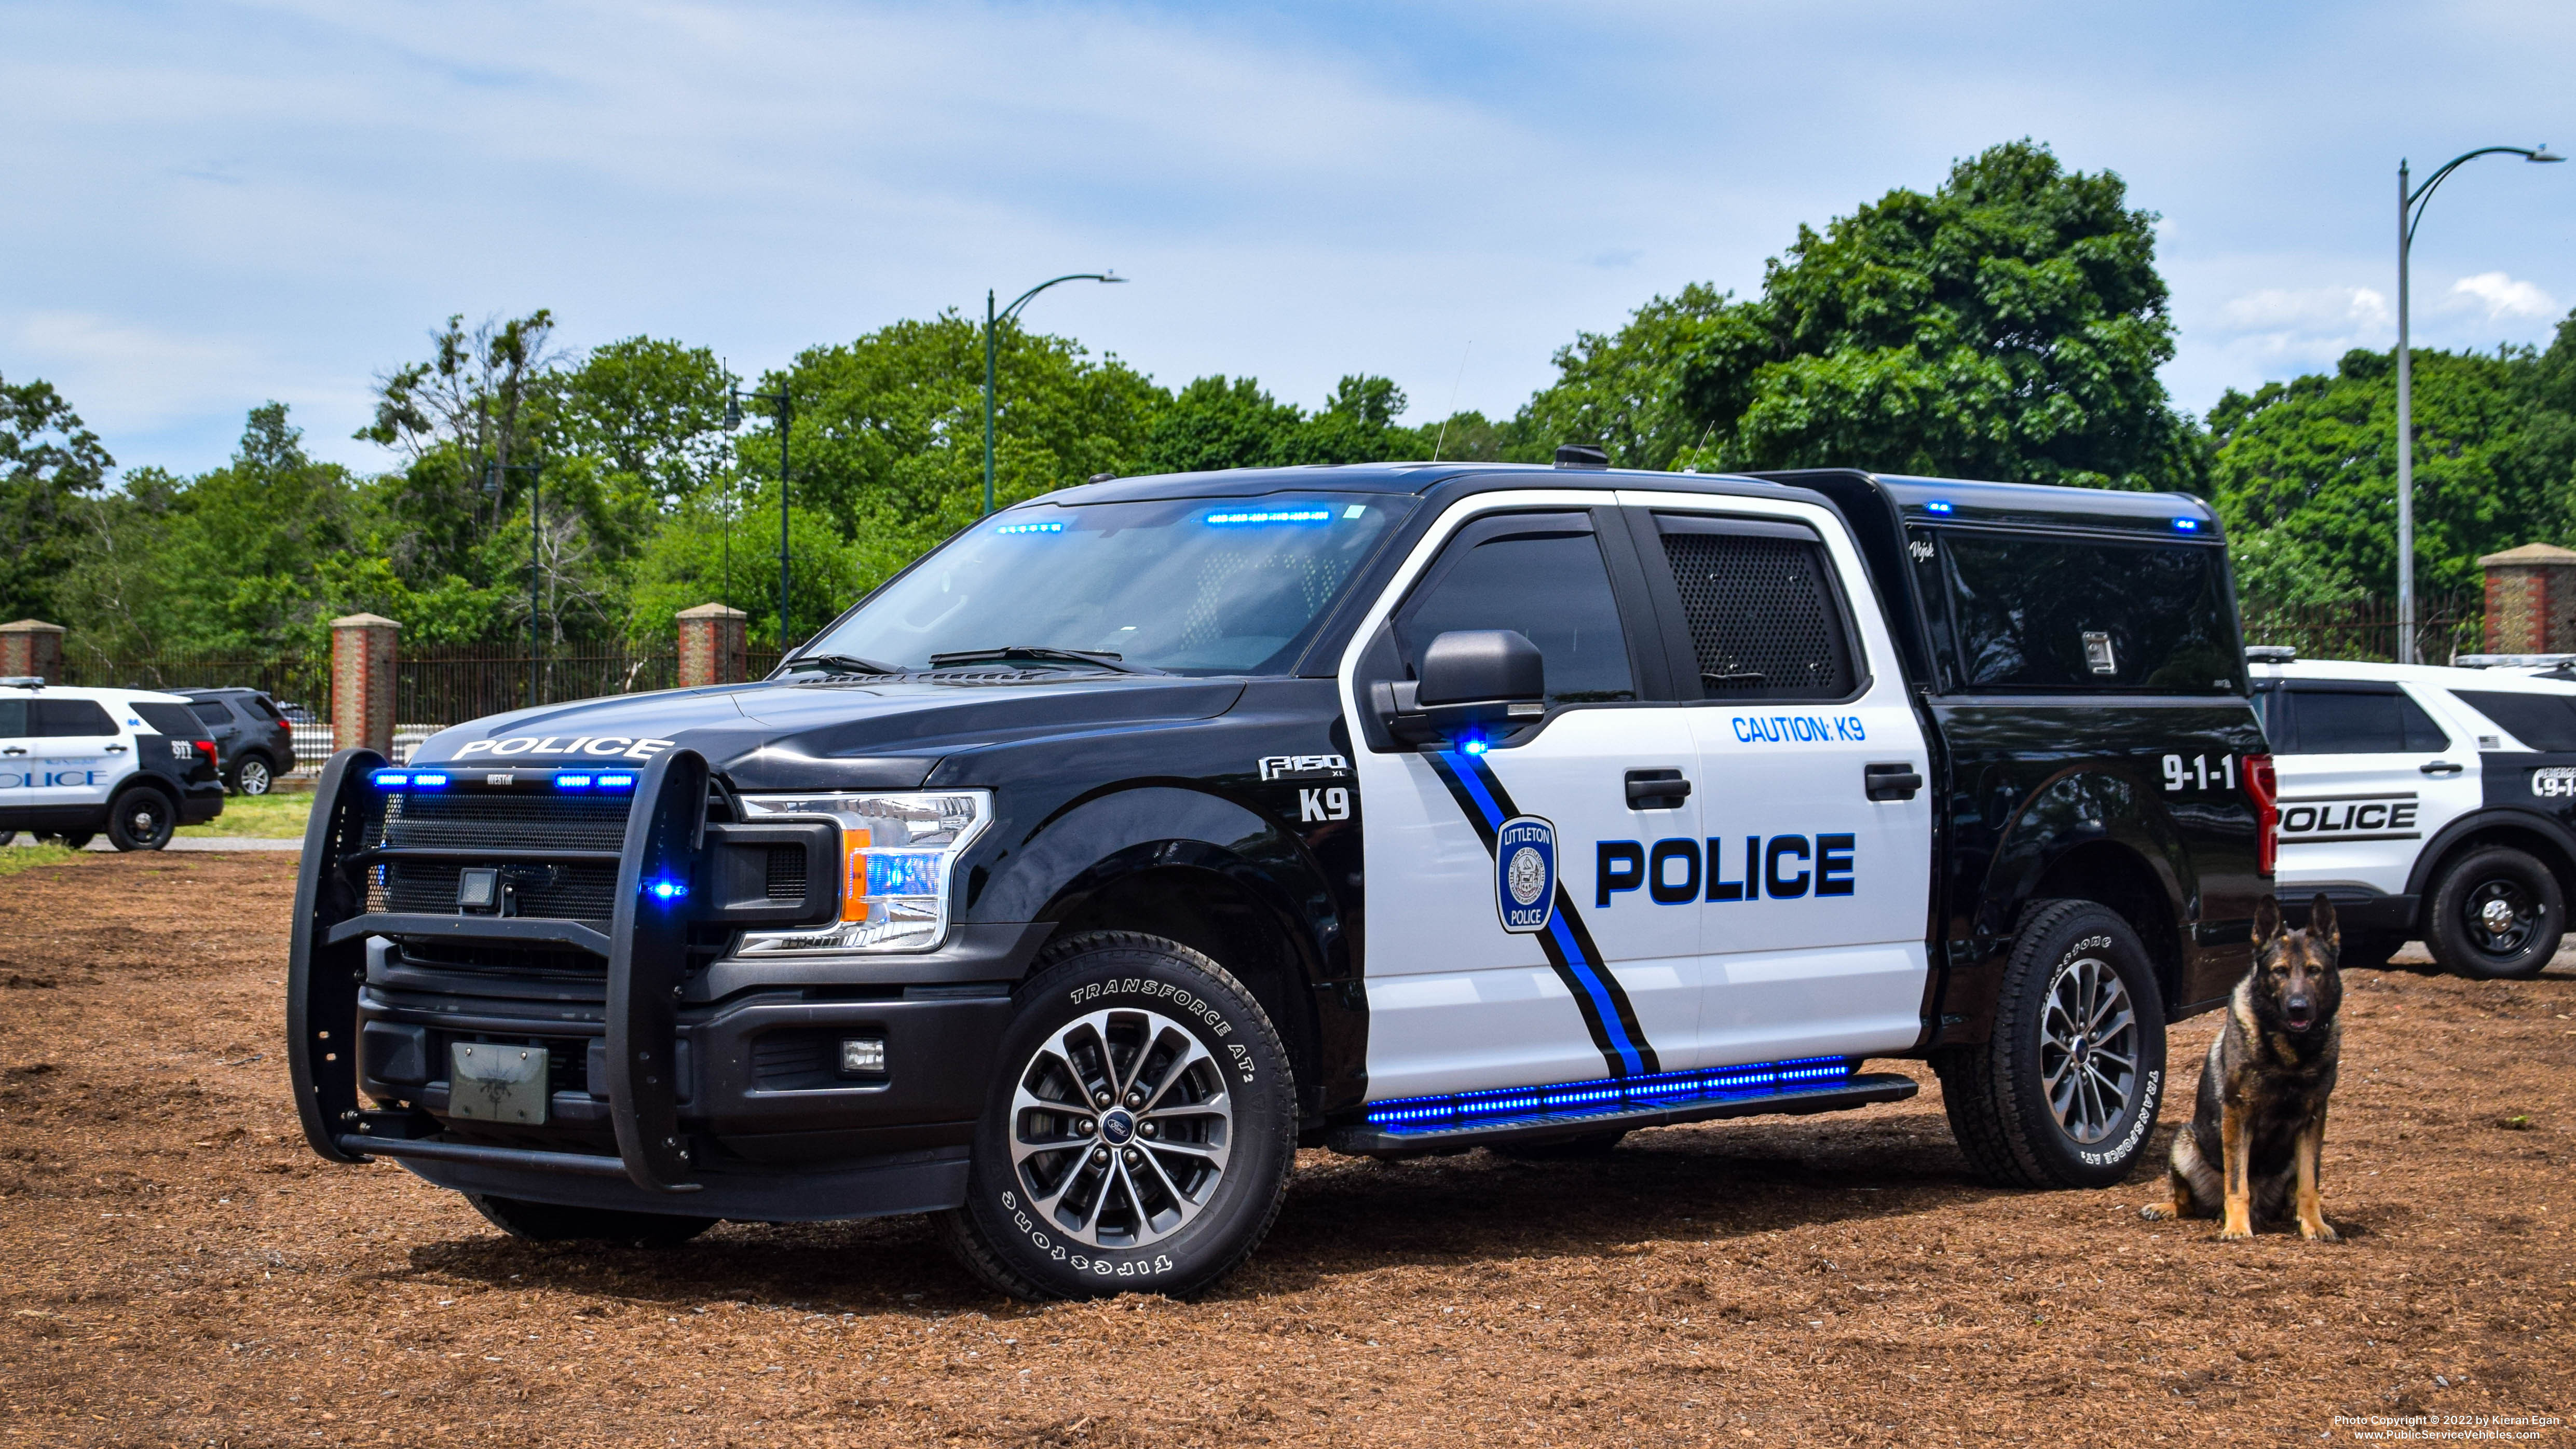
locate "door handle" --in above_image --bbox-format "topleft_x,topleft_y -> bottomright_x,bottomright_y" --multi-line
0,746 -> 23,756
104,744 -> 128,754
1865,762 -> 1924,801
1625,769 -> 1691,809
2420,760 -> 2463,775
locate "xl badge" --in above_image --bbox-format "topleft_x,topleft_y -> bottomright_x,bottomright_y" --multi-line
1494,815 -> 1556,934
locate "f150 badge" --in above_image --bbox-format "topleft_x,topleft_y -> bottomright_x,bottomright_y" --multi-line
1495,815 -> 1556,934
1259,754 -> 1348,781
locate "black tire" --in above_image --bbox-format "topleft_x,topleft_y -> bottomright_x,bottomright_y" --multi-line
56,831 -> 94,850
2425,846 -> 2564,980
106,789 -> 174,852
1934,899 -> 2169,1190
464,1193 -> 715,1248
939,931 -> 1297,1302
1492,1129 -> 1630,1160
233,754 -> 274,796
0,830 -> 15,847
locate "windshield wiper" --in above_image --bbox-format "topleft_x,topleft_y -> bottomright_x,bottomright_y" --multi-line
925,646 -> 1164,676
781,652 -> 906,676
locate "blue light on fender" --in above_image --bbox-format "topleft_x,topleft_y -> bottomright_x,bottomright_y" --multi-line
1364,1056 -> 1855,1133
1924,500 -> 1954,515
646,879 -> 689,901
1460,738 -> 1489,756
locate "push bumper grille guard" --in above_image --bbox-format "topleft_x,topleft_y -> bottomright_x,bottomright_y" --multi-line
290,746 -> 822,1196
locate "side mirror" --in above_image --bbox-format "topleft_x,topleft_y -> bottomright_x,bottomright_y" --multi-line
1374,630 -> 1546,747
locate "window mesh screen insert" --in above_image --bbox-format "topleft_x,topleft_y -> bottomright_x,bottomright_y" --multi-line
1661,532 -> 1853,699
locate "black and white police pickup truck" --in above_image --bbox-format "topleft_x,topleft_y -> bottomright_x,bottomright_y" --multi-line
290,459 -> 2271,1298
0,680 -> 225,850
2250,650 -> 2576,978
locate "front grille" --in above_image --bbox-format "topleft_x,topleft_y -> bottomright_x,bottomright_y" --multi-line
365,791 -> 633,921
397,938 -> 606,979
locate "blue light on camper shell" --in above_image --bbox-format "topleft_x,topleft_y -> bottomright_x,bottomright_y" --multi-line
1924,500 -> 1954,515
647,879 -> 688,901
596,773 -> 637,790
1362,1055 -> 1855,1134
1206,509 -> 1332,526
410,772 -> 449,788
553,773 -> 594,789
370,770 -> 411,788
994,521 -> 1064,535
2173,516 -> 2203,532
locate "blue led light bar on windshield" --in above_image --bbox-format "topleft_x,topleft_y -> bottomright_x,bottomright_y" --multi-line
1206,509 -> 1332,526
994,521 -> 1064,535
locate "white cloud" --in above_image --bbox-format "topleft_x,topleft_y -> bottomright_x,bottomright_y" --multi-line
8,313 -> 260,430
2448,271 -> 2559,321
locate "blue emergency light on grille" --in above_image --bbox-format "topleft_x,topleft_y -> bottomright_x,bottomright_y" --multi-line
1362,1056 -> 1854,1133
2172,516 -> 2202,532
410,772 -> 449,788
370,770 -> 410,788
596,773 -> 637,790
553,772 -> 594,789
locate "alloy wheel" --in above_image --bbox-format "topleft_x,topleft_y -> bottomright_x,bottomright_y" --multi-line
2038,953 -> 2139,1145
1007,1006 -> 1234,1249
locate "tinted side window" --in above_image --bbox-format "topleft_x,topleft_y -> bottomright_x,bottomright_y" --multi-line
2451,690 -> 2576,750
33,699 -> 117,736
2287,690 -> 2442,761
2254,685 -> 2291,750
1658,518 -> 1857,700
247,695 -> 285,722
0,700 -> 25,737
189,701 -> 234,726
1398,528 -> 1636,703
1941,534 -> 2242,693
131,702 -> 199,736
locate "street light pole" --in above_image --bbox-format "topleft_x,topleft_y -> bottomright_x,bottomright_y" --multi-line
724,381 -> 794,649
2394,144 -> 2563,663
983,271 -> 1126,515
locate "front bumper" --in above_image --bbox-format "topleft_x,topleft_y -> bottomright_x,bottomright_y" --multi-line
289,749 -> 1049,1221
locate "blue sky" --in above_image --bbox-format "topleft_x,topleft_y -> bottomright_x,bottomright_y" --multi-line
6,0 -> 2573,477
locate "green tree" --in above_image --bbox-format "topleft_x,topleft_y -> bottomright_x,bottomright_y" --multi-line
1141,372 -> 1464,473
2211,344 -> 2569,604
1517,141 -> 2200,490
0,373 -> 113,624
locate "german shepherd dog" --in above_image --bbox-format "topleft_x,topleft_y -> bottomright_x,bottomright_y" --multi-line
2143,893 -> 2343,1241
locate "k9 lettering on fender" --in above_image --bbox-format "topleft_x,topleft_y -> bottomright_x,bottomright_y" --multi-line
939,932 -> 1297,1301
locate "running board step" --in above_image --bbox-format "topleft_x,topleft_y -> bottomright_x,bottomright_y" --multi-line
1324,1073 -> 1919,1158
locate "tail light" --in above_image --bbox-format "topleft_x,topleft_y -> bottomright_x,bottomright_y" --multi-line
192,740 -> 218,773
2244,753 -> 2279,877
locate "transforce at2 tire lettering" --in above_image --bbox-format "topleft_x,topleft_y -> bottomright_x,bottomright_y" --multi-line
940,932 -> 1297,1302
1936,898 -> 2168,1190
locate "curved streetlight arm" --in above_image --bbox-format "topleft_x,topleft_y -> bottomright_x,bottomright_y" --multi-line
2406,146 -> 2558,247
999,272 -> 1124,324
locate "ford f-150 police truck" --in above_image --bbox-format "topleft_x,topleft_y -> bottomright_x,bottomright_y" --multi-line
290,459 -> 2269,1299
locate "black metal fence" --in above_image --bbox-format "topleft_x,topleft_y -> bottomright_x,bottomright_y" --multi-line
2238,593 -> 2484,664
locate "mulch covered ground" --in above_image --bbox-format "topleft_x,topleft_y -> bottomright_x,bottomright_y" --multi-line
1,853 -> 2570,1446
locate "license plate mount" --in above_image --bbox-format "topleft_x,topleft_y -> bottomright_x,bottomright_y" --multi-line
448,1041 -> 548,1125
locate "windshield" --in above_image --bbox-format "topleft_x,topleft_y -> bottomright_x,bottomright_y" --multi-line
799,494 -> 1414,676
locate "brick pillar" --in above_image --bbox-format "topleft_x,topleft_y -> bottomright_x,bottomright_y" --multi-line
331,613 -> 400,756
0,620 -> 65,682
675,603 -> 749,688
2478,544 -> 2576,654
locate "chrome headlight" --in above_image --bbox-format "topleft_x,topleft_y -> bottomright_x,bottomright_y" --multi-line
731,790 -> 990,955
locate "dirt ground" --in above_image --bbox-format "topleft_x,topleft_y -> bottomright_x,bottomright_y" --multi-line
2,855 -> 2571,1447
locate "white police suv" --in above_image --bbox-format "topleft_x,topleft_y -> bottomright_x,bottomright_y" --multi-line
2250,648 -> 2576,978
0,680 -> 226,850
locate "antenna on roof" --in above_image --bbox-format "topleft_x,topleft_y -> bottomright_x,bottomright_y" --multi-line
1432,340 -> 1472,462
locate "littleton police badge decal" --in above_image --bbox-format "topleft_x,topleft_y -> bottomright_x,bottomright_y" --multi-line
1494,814 -> 1556,934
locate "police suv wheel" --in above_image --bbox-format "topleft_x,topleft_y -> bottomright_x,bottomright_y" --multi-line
234,755 -> 273,795
463,1193 -> 715,1248
1934,899 -> 2168,1190
2427,846 -> 2564,981
940,932 -> 1297,1302
106,790 -> 174,852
